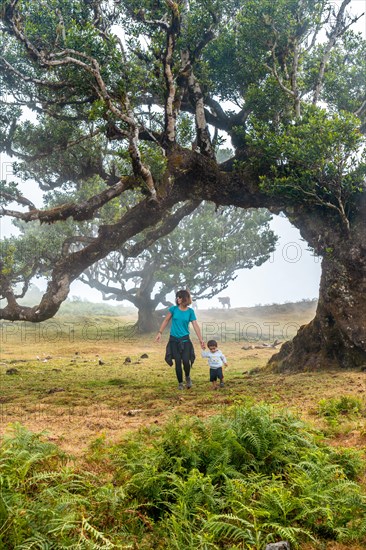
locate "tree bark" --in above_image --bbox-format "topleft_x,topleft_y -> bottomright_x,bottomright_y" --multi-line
136,300 -> 162,334
269,198 -> 366,371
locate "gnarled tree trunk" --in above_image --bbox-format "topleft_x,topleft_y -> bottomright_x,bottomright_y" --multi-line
136,300 -> 162,334
269,198 -> 366,371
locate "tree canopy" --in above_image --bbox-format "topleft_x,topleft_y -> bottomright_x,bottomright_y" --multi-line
81,203 -> 276,331
0,0 -> 365,369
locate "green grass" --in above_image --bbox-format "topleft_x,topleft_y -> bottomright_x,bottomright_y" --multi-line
1,305 -> 366,549
1,311 -> 366,455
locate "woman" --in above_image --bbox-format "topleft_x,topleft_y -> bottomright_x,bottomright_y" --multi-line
155,289 -> 205,390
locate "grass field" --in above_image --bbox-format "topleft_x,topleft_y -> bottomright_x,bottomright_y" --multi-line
1,302 -> 366,549
1,300 -> 365,453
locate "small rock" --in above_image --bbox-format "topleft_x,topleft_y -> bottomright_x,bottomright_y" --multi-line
126,409 -> 143,416
124,357 -> 132,364
6,368 -> 19,375
248,367 -> 261,375
140,353 -> 149,359
265,542 -> 291,550
98,359 -> 105,365
272,340 -> 283,348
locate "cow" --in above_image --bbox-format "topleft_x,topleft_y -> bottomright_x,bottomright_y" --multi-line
218,297 -> 231,308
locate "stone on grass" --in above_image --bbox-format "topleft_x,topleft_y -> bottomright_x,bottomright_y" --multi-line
265,542 -> 291,550
126,409 -> 143,416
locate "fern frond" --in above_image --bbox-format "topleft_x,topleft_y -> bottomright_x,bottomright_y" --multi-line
80,516 -> 115,547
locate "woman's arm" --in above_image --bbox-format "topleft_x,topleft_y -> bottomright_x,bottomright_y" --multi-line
155,312 -> 172,342
192,320 -> 205,349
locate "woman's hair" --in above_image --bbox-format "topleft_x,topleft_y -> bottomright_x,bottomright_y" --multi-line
175,289 -> 192,306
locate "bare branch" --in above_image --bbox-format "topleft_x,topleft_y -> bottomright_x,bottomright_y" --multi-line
0,189 -> 181,321
163,31 -> 178,144
0,57 -> 73,89
61,236 -> 96,256
354,98 -> 366,118
0,176 -> 135,223
0,191 -> 36,210
123,200 -> 201,258
182,49 -> 215,158
3,8 -> 158,198
7,128 -> 103,162
192,27 -> 216,60
264,47 -> 295,99
313,0 -> 355,104
135,10 -> 170,31
125,97 -> 158,200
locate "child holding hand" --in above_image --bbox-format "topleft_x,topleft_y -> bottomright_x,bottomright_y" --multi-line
201,339 -> 228,389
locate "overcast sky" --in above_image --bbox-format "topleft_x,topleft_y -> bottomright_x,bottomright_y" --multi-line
1,0 -> 364,309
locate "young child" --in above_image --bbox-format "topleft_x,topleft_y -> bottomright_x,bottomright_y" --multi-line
201,339 -> 228,389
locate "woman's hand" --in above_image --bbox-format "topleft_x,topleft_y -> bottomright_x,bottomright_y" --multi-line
155,313 -> 171,342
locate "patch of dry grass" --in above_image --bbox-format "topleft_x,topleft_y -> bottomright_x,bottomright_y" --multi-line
1,304 -> 366,460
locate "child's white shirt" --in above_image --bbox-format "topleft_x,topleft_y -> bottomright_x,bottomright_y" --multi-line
201,349 -> 227,368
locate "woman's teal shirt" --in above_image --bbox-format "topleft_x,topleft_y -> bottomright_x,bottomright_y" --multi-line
169,305 -> 197,338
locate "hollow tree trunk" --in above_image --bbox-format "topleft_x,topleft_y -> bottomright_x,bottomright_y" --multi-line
269,201 -> 366,371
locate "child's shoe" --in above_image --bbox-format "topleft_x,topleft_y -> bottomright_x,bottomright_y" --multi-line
219,380 -> 225,388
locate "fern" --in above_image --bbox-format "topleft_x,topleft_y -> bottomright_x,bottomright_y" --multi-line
2,407 -> 366,549
80,516 -> 115,547
261,522 -> 316,545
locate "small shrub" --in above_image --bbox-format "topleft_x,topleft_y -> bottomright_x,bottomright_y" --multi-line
318,395 -> 364,420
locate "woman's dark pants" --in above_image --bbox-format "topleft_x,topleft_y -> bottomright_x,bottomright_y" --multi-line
170,339 -> 191,383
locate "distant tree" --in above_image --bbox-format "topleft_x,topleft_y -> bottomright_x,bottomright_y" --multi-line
81,203 -> 276,332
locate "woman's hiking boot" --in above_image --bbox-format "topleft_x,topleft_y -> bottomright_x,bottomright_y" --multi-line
186,376 -> 192,389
